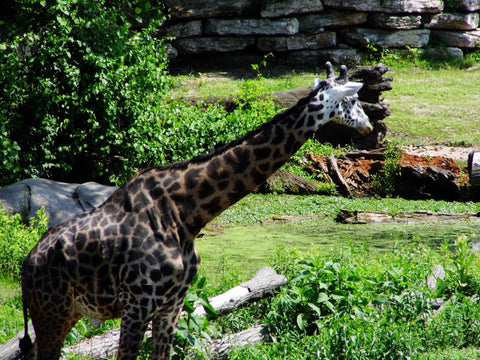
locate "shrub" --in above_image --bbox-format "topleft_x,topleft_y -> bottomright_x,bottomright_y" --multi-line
0,0 -> 171,186
372,142 -> 402,196
228,239 -> 480,359
0,207 -> 48,279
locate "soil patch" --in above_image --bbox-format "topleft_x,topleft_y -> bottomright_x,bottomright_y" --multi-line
400,153 -> 462,175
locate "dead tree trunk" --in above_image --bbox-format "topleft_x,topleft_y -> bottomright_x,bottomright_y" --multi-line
1,267 -> 287,360
204,324 -> 269,359
327,154 -> 353,198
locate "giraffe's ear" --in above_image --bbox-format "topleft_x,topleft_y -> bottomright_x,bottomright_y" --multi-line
330,81 -> 363,100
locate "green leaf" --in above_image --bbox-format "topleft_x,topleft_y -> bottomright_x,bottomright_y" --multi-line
297,313 -> 305,331
318,292 -> 329,303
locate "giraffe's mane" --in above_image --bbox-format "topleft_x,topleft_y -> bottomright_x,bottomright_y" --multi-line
134,84 -> 323,178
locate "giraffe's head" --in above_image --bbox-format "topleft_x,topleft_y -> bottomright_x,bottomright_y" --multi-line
310,62 -> 372,135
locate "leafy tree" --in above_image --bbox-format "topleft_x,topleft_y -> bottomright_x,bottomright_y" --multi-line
0,0 -> 171,185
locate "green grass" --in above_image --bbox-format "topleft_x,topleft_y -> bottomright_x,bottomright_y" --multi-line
171,59 -> 480,148
214,194 -> 480,225
386,67 -> 480,146
0,277 -> 23,342
419,347 -> 480,360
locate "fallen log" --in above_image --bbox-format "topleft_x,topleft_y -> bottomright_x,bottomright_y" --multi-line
206,324 -> 269,359
336,209 -> 480,224
1,267 -> 286,360
0,323 -> 33,360
64,324 -> 271,360
193,266 -> 287,317
327,154 -> 353,198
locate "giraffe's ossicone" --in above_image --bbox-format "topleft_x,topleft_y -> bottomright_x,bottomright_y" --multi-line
20,62 -> 371,360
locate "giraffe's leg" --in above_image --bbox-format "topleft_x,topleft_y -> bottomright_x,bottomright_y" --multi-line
30,304 -> 81,360
150,306 -> 183,360
117,303 -> 152,360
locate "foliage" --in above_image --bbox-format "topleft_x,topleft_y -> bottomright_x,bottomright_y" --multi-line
0,208 -> 47,342
228,237 -> 480,359
116,96 -> 279,184
140,275 -> 219,359
0,0 -> 171,186
0,207 -> 48,280
372,142 -> 402,196
170,275 -> 218,360
365,43 -> 390,63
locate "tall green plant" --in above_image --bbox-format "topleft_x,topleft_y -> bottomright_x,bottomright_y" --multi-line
372,142 -> 402,196
0,208 -> 48,279
0,0 -> 171,185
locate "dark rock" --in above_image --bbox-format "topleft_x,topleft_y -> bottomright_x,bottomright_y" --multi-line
285,48 -> 365,66
298,10 -> 367,32
164,0 -> 255,19
399,165 -> 460,201
205,18 -> 299,36
257,32 -> 336,52
0,179 -> 117,228
452,0 -> 480,12
430,29 -> 480,48
261,0 -> 324,18
158,20 -> 202,38
323,0 -> 443,13
342,27 -> 431,48
368,14 -> 422,30
173,37 -> 256,54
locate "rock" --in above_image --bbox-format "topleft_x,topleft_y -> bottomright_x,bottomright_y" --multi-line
257,32 -> 336,52
368,14 -> 422,30
173,37 -> 256,54
342,27 -> 430,48
430,29 -> 480,48
0,179 -> 117,228
286,48 -> 365,65
298,10 -> 367,32
205,18 -> 299,36
453,0 -> 480,12
164,0 -> 254,19
158,20 -> 202,38
426,12 -> 479,30
323,0 -> 443,13
399,165 -> 460,201
165,43 -> 178,59
260,0 -> 324,18
422,47 -> 464,59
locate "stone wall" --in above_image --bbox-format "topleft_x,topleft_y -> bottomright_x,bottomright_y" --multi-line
161,0 -> 480,64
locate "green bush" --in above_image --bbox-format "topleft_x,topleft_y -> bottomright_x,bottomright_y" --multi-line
0,0 -> 171,185
0,207 -> 48,279
228,238 -> 480,359
112,94 -> 280,184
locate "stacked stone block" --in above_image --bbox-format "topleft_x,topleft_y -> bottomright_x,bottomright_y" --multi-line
160,0 -> 480,63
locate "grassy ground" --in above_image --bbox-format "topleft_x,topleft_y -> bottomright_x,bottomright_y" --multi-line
171,60 -> 480,148
387,67 -> 480,146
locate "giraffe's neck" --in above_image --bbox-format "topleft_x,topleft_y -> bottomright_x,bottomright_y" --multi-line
162,92 -> 319,236
113,90 -> 325,243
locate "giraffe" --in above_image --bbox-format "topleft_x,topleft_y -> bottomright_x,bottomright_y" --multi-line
20,62 -> 372,360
